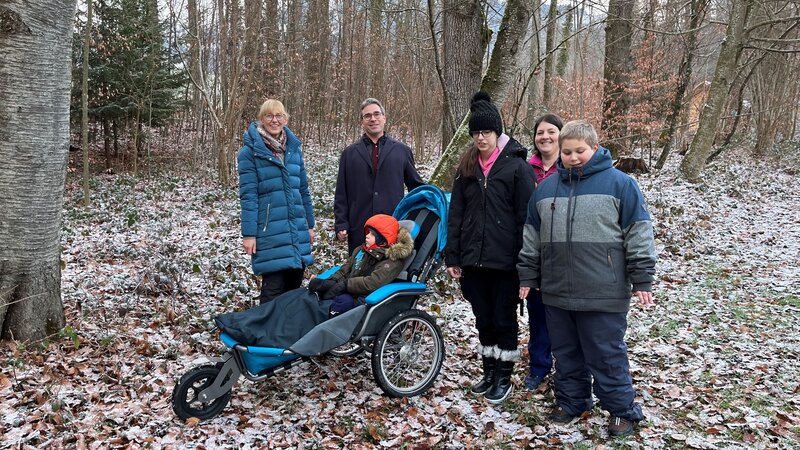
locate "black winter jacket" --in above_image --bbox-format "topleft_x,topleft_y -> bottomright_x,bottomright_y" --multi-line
445,138 -> 535,272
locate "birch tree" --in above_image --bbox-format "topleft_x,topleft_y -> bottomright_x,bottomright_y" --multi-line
0,0 -> 76,341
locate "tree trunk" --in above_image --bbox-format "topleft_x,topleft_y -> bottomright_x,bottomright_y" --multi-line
368,0 -> 386,98
541,0 -> 558,109
680,0 -> 751,182
429,0 -> 531,188
524,0 -> 542,130
654,0 -> 705,170
304,0 -> 331,141
601,0 -> 634,151
555,7 -> 572,78
82,0 -> 92,206
441,0 -> 486,149
0,0 -> 74,341
243,0 -> 262,118
479,0 -> 532,106
103,119 -> 112,171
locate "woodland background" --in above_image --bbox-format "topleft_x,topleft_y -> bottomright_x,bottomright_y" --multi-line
1,0 -> 799,447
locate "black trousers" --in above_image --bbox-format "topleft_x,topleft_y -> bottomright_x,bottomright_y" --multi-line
260,268 -> 305,304
459,266 -> 519,351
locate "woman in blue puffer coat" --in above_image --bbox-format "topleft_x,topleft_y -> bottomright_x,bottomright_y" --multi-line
238,99 -> 315,304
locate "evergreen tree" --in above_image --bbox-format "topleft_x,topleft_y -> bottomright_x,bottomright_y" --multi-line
71,0 -> 186,143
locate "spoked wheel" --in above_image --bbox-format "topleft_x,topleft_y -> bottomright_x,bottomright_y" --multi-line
172,365 -> 232,421
371,309 -> 444,397
328,341 -> 364,357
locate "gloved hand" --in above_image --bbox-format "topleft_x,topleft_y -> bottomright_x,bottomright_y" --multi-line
309,278 -> 336,293
322,279 -> 347,300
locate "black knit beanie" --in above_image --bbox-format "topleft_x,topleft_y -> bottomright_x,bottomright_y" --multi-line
468,91 -> 503,136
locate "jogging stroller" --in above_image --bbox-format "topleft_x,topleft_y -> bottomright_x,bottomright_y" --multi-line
172,185 -> 449,421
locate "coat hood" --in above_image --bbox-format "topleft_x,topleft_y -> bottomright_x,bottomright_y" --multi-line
557,145 -> 612,179
501,137 -> 529,160
385,227 -> 414,261
365,213 -> 399,246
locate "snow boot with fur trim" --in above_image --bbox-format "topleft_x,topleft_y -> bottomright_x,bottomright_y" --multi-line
485,359 -> 515,404
470,356 -> 497,395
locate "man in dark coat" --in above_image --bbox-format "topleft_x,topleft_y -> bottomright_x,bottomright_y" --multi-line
334,98 -> 425,253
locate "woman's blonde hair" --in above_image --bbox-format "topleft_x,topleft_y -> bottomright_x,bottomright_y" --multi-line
258,99 -> 289,120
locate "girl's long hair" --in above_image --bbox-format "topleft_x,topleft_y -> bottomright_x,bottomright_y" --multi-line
456,143 -> 480,179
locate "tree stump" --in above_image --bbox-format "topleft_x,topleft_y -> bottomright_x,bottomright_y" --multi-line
614,157 -> 650,174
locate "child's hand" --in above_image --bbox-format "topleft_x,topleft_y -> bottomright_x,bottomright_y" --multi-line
446,266 -> 462,280
633,291 -> 654,306
519,287 -> 530,300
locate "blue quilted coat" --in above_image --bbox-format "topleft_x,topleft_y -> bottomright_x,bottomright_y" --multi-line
238,123 -> 315,275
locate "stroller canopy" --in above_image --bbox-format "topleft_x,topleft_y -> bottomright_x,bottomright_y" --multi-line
392,185 -> 448,259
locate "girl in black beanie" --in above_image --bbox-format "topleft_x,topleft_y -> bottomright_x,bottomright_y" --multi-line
445,91 -> 535,404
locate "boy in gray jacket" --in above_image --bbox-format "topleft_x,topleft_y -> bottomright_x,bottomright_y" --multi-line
517,120 -> 656,437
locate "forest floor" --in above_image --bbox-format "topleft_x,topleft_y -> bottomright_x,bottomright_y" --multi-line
1,144 -> 799,449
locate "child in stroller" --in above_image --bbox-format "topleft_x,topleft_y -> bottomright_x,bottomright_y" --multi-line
309,214 -> 414,315
172,185 -> 448,422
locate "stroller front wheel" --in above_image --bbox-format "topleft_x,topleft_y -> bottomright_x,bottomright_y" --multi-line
371,309 -> 444,397
172,365 -> 232,421
327,341 -> 364,357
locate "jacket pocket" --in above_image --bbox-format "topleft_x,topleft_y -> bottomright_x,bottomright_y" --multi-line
262,203 -> 271,233
607,249 -> 618,283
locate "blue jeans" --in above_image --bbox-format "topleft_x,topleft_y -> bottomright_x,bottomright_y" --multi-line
545,305 -> 644,421
526,290 -> 552,378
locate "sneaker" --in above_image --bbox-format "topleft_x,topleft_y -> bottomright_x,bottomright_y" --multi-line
523,374 -> 545,390
608,416 -> 634,437
548,406 -> 578,424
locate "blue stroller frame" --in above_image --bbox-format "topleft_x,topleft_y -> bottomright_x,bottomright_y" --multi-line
172,185 -> 449,421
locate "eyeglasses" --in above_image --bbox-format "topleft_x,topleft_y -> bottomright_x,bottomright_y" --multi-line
471,130 -> 494,138
362,111 -> 383,120
263,113 -> 285,121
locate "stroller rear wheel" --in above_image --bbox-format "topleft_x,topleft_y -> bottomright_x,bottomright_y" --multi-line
371,309 -> 444,397
172,365 -> 232,421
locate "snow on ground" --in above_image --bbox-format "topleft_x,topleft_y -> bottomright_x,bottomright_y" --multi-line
1,146 -> 799,449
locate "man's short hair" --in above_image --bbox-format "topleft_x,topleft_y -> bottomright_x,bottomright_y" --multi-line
360,98 -> 385,116
559,120 -> 598,148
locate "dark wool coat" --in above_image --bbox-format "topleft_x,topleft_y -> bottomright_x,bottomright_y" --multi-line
517,147 -> 657,312
329,227 -> 414,295
334,134 -> 425,252
445,138 -> 535,272
238,123 -> 315,275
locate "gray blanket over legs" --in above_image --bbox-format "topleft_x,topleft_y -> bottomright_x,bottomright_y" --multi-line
289,305 -> 366,356
215,288 -> 367,356
215,288 -> 333,348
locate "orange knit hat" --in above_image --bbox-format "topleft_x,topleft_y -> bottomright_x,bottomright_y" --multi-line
364,214 -> 399,246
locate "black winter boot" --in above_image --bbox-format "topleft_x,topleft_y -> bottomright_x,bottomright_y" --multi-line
470,356 -> 497,395
485,360 -> 514,404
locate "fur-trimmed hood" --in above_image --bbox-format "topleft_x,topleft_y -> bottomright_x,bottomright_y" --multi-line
385,227 -> 414,261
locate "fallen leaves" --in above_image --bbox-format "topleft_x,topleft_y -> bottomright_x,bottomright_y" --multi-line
2,148 -> 800,448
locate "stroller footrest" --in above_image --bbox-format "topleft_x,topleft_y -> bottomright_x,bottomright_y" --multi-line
365,282 -> 428,305
220,333 -> 291,356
